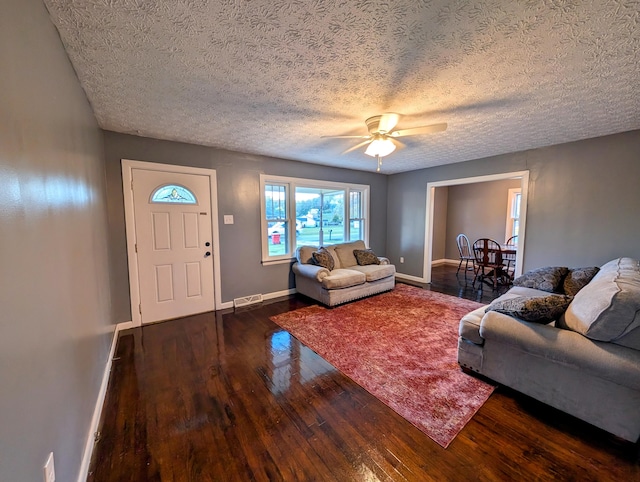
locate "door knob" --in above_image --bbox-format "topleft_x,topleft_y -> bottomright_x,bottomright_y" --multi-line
205,242 -> 210,246
205,251 -> 211,257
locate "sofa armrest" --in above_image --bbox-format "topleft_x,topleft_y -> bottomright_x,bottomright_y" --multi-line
292,262 -> 330,282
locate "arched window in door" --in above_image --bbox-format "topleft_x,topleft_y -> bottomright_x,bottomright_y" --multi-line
150,184 -> 197,204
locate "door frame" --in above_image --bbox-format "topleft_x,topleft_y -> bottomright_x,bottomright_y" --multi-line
424,170 -> 530,284
122,159 -> 222,326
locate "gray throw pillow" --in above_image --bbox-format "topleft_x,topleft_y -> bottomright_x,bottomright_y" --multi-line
312,247 -> 335,271
486,295 -> 573,324
353,248 -> 381,266
563,266 -> 600,297
513,266 -> 569,293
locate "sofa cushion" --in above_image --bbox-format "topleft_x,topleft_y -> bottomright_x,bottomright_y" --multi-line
297,245 -> 318,264
349,264 -> 396,282
562,257 -> 640,341
563,266 -> 600,297
334,240 -> 366,268
312,247 -> 335,271
354,248 -> 381,266
320,269 -> 366,290
513,266 -> 569,293
486,294 -> 573,324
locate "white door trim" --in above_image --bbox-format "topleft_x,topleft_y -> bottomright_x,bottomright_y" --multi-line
424,170 -> 530,284
122,159 -> 222,326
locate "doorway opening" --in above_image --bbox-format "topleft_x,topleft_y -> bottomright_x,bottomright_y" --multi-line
424,171 -> 529,284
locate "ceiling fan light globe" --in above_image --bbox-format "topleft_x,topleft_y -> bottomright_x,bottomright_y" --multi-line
365,138 -> 396,157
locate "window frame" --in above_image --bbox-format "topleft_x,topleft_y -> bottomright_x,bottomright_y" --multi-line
260,174 -> 370,265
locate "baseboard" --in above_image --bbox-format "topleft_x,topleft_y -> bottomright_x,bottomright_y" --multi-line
395,272 -> 427,284
432,258 -> 461,266
219,288 -> 298,311
77,320 -> 134,482
263,288 -> 297,300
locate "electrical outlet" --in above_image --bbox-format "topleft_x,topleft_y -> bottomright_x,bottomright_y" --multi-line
400,257 -> 404,263
43,452 -> 55,482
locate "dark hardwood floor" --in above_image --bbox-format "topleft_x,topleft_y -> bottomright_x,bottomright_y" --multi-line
88,265 -> 639,481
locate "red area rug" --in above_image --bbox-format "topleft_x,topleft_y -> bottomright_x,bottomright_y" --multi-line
270,284 -> 495,448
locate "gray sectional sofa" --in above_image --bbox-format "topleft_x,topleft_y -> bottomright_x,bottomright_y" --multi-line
292,240 -> 396,307
458,257 -> 640,442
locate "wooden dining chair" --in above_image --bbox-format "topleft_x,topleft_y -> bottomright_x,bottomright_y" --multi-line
503,235 -> 518,276
455,233 -> 475,275
472,238 -> 506,290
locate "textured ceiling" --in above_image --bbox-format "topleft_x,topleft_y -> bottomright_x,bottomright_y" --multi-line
44,0 -> 640,173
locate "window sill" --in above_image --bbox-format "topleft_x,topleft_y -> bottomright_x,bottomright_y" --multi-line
262,257 -> 295,266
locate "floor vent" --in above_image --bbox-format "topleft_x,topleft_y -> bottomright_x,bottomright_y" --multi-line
233,294 -> 264,308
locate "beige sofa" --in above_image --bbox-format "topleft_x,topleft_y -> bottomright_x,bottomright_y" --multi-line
292,240 -> 396,307
458,258 -> 640,442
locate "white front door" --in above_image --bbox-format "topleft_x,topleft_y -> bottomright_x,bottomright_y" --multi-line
132,168 -> 215,324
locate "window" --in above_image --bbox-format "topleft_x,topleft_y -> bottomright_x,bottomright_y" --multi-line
505,188 -> 521,243
150,184 -> 197,204
261,175 -> 369,263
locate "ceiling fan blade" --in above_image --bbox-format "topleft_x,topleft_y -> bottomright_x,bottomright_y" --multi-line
390,122 -> 447,137
321,134 -> 370,139
378,113 -> 400,133
342,139 -> 372,155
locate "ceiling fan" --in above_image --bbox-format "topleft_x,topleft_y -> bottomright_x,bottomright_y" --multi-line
322,113 -> 447,171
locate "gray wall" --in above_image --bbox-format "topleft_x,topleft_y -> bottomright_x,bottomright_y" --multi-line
0,1 -> 113,481
103,132 -> 388,322
444,179 -> 521,260
388,129 -> 640,278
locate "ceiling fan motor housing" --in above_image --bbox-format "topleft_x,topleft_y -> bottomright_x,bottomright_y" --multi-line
365,115 -> 383,134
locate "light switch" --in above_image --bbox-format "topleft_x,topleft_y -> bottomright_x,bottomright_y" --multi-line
223,215 -> 234,225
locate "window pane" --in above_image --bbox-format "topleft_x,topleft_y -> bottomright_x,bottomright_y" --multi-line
295,188 -> 320,247
150,184 -> 197,204
350,219 -> 362,240
349,190 -> 364,240
265,184 -> 286,220
267,221 -> 290,256
513,193 -> 521,218
350,191 -> 362,219
295,188 -> 345,246
322,191 -> 344,245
